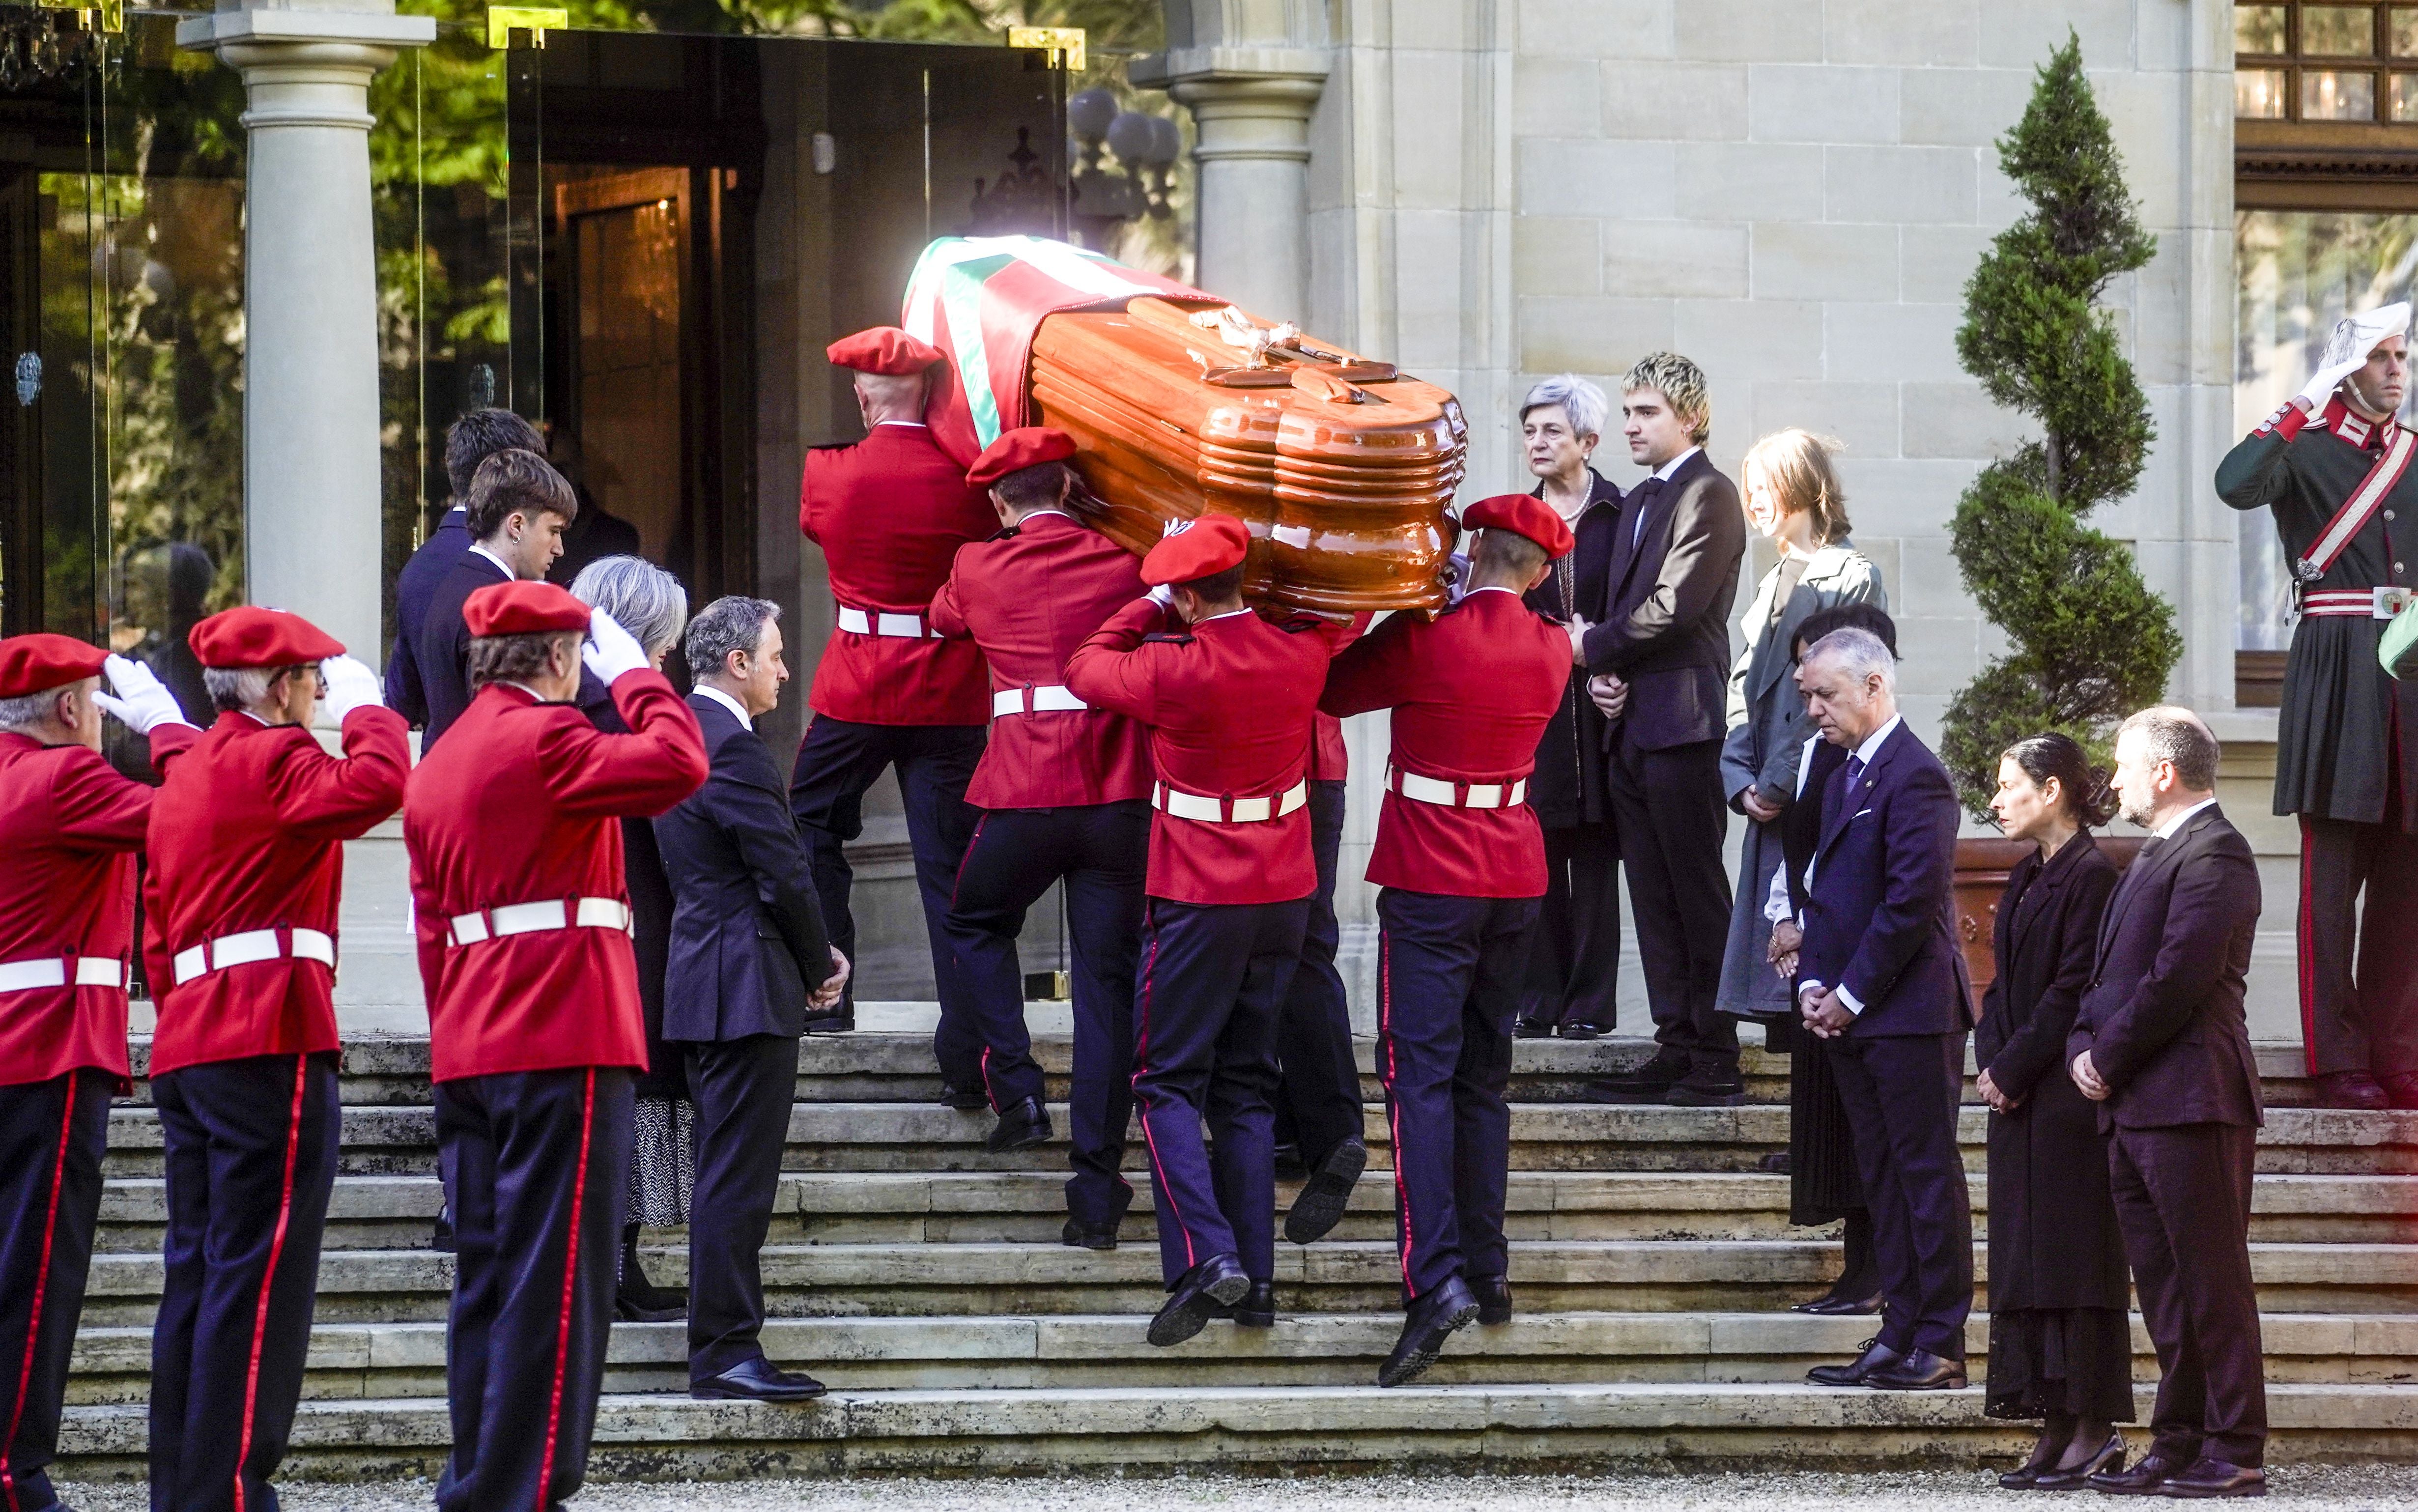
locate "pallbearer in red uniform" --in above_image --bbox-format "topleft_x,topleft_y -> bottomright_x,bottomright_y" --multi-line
791,327 -> 995,1056
404,582 -> 705,1512
1064,514 -> 1346,1343
140,608 -> 409,1512
1318,494 -> 1574,1386
928,428 -> 1152,1231
0,636 -> 195,1512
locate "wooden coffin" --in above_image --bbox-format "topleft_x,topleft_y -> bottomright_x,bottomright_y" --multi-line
1028,297 -> 1467,614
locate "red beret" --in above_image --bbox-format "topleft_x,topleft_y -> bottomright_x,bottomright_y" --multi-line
0,634 -> 106,701
463,580 -> 591,638
967,427 -> 1078,488
1462,494 -> 1575,560
188,607 -> 344,670
826,326 -> 944,376
1140,514 -> 1252,588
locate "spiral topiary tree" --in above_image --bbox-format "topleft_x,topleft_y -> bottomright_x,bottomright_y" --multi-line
1940,29 -> 2183,819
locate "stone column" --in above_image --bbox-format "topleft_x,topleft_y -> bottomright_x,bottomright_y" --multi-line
178,1 -> 434,666
1133,46 -> 1328,324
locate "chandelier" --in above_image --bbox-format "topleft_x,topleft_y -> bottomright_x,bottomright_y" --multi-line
0,0 -> 117,93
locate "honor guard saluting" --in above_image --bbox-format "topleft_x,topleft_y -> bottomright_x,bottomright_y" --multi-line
2219,303 -> 2418,1111
791,325 -> 996,1050
140,609 -> 409,1512
1063,514 -> 1349,1343
404,582 -> 706,1512
1318,496 -> 1575,1385
928,428 -> 1153,1235
0,637 -> 196,1511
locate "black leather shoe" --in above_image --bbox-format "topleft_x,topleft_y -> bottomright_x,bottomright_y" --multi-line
2089,1451 -> 2191,1495
2158,1458 -> 2266,1498
1512,1018 -> 1557,1040
1558,1020 -> 1612,1040
985,1096 -> 1052,1153
2311,1070 -> 2390,1111
1797,1292 -> 1883,1316
1377,1275 -> 1479,1387
1210,1281 -> 1275,1327
1284,1138 -> 1366,1245
1148,1252 -> 1250,1347
802,1012 -> 853,1035
1584,1046 -> 1690,1103
1663,1066 -> 1748,1107
936,1083 -> 989,1111
690,1356 -> 828,1402
1806,1336 -> 1903,1387
2030,1433 -> 2125,1490
1860,1348 -> 1966,1390
1471,1274 -> 1512,1325
1062,1216 -> 1120,1251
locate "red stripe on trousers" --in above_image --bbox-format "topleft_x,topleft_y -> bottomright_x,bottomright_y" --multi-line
0,1072 -> 75,1512
232,1056 -> 309,1512
535,1069 -> 597,1510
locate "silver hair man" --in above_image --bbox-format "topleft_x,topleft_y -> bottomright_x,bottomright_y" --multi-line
569,555 -> 690,660
1803,627 -> 1898,693
684,596 -> 782,678
201,666 -> 298,714
1520,373 -> 1609,440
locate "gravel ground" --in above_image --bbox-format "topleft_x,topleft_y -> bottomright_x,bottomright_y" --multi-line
51,1467 -> 2418,1511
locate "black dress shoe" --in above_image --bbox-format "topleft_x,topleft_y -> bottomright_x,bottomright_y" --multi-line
1210,1281 -> 1275,1327
1512,1018 -> 1557,1040
2089,1451 -> 2191,1495
1584,1046 -> 1690,1103
1062,1216 -> 1120,1251
1860,1348 -> 1966,1390
614,1276 -> 686,1324
802,1012 -> 853,1035
1377,1275 -> 1479,1387
2030,1433 -> 2125,1490
1284,1138 -> 1366,1245
1471,1274 -> 1512,1325
1664,1066 -> 1748,1107
2311,1070 -> 2390,1111
690,1356 -> 828,1402
1806,1336 -> 1903,1387
1148,1252 -> 1250,1347
936,1083 -> 989,1111
985,1095 -> 1052,1153
2158,1458 -> 2266,1498
1996,1458 -> 2049,1491
1558,1020 -> 1612,1041
1796,1292 -> 1883,1316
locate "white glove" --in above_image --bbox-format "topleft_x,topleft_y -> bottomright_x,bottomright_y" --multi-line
319,655 -> 383,724
2297,304 -> 2410,411
1145,584 -> 1177,610
582,604 -> 652,682
94,655 -> 192,734
1443,550 -> 1472,607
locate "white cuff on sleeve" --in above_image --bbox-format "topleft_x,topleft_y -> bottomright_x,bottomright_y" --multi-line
1835,983 -> 1865,1016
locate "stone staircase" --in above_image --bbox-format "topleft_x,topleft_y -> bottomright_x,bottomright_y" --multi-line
51,1019 -> 2418,1482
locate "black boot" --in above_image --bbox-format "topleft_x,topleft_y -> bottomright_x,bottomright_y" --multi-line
985,1096 -> 1052,1153
615,1222 -> 686,1323
1378,1276 -> 1479,1387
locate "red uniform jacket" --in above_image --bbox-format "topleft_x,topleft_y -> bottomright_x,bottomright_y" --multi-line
799,423 -> 996,725
1064,600 -> 1342,906
1319,589 -> 1570,898
0,724 -> 197,1086
1307,614 -> 1371,782
404,673 -> 706,1083
927,510 -> 1152,809
142,708 -> 411,1076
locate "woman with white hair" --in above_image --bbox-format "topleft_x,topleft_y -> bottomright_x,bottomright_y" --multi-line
1512,373 -> 1627,1039
569,554 -> 693,1322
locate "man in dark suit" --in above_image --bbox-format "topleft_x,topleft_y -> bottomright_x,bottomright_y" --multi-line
1574,353 -> 1748,1104
412,449 -> 576,749
2068,707 -> 2267,1498
657,595 -> 847,1402
386,408 -> 545,724
1792,627 -> 1973,1393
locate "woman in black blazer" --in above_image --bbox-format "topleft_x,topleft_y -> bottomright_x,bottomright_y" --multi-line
1976,733 -> 2132,1489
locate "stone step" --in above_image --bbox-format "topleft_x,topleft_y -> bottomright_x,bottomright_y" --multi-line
68,1239 -> 2418,1326
49,1380 -> 2418,1482
57,1311 -> 2418,1402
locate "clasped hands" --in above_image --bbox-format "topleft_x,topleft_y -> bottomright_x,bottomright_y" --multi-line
2068,1049 -> 2110,1103
1797,983 -> 1853,1039
1976,1068 -> 2021,1115
1565,616 -> 1630,719
810,948 -> 852,1012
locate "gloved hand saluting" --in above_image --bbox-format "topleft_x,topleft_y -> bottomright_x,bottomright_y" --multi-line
583,605 -> 653,683
318,654 -> 384,724
95,655 -> 193,735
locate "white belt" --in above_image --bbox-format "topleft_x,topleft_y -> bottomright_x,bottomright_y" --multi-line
2302,586 -> 2414,620
991,684 -> 1088,717
835,605 -> 935,639
171,928 -> 336,987
1150,780 -> 1309,824
1389,764 -> 1527,809
0,956 -> 125,993
446,897 -> 633,948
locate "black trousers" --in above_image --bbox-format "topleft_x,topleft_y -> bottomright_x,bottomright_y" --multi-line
1519,820 -> 1622,1027
2110,1122 -> 2267,1467
1375,888 -> 1539,1300
1273,779 -> 1363,1166
1606,733 -> 1735,1071
149,1053 -> 340,1512
0,1071 -> 110,1512
2297,812 -> 2418,1077
435,1067 -> 632,1512
943,800 -> 1148,1227
1827,1031 -> 1972,1359
787,715 -> 985,1046
1132,897 -> 1309,1286
682,1034 -> 801,1381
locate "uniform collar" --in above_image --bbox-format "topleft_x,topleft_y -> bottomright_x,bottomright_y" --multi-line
2324,396 -> 2392,452
1196,607 -> 1254,625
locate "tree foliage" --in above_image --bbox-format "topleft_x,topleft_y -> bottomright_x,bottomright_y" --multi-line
1941,30 -> 2182,818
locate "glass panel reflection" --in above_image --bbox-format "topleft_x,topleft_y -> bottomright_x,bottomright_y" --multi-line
2238,67 -> 2291,117
2304,5 -> 2380,54
2237,4 -> 2291,54
2303,67 -> 2378,116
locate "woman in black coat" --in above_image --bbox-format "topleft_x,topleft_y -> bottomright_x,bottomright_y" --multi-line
1976,732 -> 2133,1488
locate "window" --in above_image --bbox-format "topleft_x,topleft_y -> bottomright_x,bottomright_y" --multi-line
2237,3 -> 2418,123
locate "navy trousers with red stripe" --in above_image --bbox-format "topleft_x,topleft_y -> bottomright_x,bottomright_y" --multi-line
1273,779 -> 1364,1169
943,801 -> 1149,1226
1374,888 -> 1539,1302
149,1053 -> 341,1512
434,1067 -> 631,1512
0,1071 -> 110,1512
1131,897 -> 1309,1287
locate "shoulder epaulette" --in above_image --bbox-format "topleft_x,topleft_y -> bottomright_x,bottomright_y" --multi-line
1278,615 -> 1328,634
986,525 -> 1019,542
1141,631 -> 1195,646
